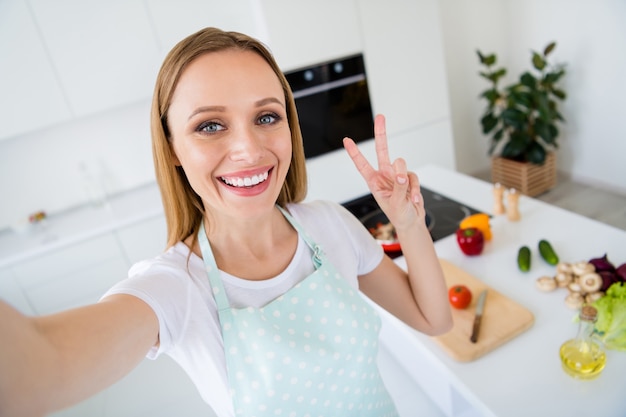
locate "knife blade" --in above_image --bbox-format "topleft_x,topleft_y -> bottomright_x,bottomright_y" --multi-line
470,289 -> 488,343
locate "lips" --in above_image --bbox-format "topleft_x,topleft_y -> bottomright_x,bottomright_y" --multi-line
219,169 -> 270,188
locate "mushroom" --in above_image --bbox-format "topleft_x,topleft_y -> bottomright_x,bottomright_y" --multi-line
571,261 -> 594,276
555,272 -> 573,288
579,272 -> 603,293
568,281 -> 583,293
536,276 -> 557,292
564,292 -> 584,310
585,291 -> 604,304
557,262 -> 572,274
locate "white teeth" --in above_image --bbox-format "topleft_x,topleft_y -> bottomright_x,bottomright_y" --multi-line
221,171 -> 269,188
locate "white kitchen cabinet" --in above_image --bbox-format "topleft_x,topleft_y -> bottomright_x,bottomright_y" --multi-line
146,0 -> 266,57
28,0 -> 162,119
260,0 -> 363,71
356,0 -> 452,136
0,0 -> 72,141
0,266 -> 35,315
115,214 -> 167,266
10,233 -> 129,315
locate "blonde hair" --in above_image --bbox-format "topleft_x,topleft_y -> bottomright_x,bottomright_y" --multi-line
150,27 -> 308,247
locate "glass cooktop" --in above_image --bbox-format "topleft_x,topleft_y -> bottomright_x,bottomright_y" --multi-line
341,186 -> 482,243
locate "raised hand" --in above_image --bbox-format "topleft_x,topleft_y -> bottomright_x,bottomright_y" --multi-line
343,114 -> 425,231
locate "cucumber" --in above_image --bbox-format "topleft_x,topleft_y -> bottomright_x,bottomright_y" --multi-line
517,246 -> 531,272
538,239 -> 559,265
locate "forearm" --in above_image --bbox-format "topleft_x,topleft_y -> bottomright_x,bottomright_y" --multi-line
0,300 -> 60,417
396,222 -> 453,335
0,296 -> 158,417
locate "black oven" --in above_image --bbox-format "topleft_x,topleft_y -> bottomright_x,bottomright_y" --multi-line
284,53 -> 374,159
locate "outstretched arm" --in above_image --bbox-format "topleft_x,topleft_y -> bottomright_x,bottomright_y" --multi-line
343,114 -> 452,335
0,295 -> 158,417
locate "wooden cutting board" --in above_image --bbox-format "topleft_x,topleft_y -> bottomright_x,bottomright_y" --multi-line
432,259 -> 535,362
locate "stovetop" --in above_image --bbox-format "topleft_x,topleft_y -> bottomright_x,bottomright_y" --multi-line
341,186 -> 482,243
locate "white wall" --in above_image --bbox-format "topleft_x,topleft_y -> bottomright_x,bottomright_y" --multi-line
439,0 -> 626,193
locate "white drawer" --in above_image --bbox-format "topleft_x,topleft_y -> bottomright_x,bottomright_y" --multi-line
26,255 -> 129,315
11,233 -> 127,290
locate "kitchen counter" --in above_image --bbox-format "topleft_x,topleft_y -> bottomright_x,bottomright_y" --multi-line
378,165 -> 626,417
0,182 -> 163,269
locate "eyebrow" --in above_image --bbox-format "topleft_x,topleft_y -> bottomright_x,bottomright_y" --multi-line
187,97 -> 285,121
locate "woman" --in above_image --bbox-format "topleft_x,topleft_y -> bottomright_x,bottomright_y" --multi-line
0,27 -> 451,417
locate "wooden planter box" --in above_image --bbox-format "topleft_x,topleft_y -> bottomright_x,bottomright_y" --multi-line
491,152 -> 557,197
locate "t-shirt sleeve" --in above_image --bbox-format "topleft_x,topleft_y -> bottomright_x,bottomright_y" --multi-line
330,201 -> 385,275
288,200 -> 384,288
100,256 -> 215,360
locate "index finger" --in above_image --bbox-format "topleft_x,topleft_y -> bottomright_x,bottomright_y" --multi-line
343,137 -> 376,182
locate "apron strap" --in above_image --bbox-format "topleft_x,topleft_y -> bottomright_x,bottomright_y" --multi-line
277,206 -> 325,269
197,222 -> 231,312
198,206 -> 327,311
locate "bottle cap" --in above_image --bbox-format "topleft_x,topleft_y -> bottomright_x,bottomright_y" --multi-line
580,305 -> 597,321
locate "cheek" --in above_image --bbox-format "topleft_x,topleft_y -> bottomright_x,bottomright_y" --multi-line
277,129 -> 293,160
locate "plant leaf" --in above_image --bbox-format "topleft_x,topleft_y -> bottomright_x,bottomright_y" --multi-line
520,72 -> 536,88
526,142 -> 547,164
532,52 -> 546,71
534,119 -> 555,143
543,42 -> 556,56
501,108 -> 527,130
477,51 -> 496,66
481,113 -> 499,133
502,131 -> 532,160
481,88 -> 500,104
552,89 -> 567,100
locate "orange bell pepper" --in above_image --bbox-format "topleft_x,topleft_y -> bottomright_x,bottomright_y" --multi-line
459,213 -> 492,241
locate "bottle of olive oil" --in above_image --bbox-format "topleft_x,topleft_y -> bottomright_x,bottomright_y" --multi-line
559,305 -> 606,380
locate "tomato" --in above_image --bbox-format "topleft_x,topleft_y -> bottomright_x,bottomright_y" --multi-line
448,285 -> 472,309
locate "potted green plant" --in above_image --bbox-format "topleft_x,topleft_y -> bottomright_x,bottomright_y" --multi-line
476,42 -> 567,195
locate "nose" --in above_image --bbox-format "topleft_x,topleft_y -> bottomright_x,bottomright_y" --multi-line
229,125 -> 265,163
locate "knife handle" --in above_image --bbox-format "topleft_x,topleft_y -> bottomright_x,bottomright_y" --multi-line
470,315 -> 482,343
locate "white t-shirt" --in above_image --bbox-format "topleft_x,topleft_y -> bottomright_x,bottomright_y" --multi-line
102,200 -> 384,416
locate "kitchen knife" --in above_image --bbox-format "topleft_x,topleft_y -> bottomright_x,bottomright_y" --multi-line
470,289 -> 488,343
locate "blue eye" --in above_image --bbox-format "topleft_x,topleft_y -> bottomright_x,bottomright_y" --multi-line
198,121 -> 224,133
259,113 -> 279,125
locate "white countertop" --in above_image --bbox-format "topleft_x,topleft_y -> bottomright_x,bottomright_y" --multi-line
381,164 -> 626,417
0,182 -> 163,269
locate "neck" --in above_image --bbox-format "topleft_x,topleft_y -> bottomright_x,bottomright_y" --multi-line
196,205 -> 298,280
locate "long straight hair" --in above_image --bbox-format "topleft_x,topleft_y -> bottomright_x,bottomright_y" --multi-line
150,27 -> 308,248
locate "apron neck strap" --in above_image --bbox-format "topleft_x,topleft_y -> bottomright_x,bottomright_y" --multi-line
197,205 -> 327,311
197,221 -> 230,311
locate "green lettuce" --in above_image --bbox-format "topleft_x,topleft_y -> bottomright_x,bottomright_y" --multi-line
593,282 -> 626,351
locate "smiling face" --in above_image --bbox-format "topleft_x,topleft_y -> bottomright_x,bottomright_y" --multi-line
167,50 -> 292,220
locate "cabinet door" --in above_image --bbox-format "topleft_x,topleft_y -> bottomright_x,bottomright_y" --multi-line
11,233 -> 129,315
116,215 -> 167,266
356,0 -> 452,134
260,0 -> 363,71
0,0 -> 72,141
146,0 -> 265,56
28,0 -> 161,118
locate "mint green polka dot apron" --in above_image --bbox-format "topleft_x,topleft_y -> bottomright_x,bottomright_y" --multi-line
198,206 -> 398,417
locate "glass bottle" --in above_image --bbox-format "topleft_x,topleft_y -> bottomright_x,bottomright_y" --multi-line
559,305 -> 606,380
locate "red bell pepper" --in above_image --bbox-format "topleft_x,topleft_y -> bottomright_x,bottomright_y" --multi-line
456,227 -> 484,256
